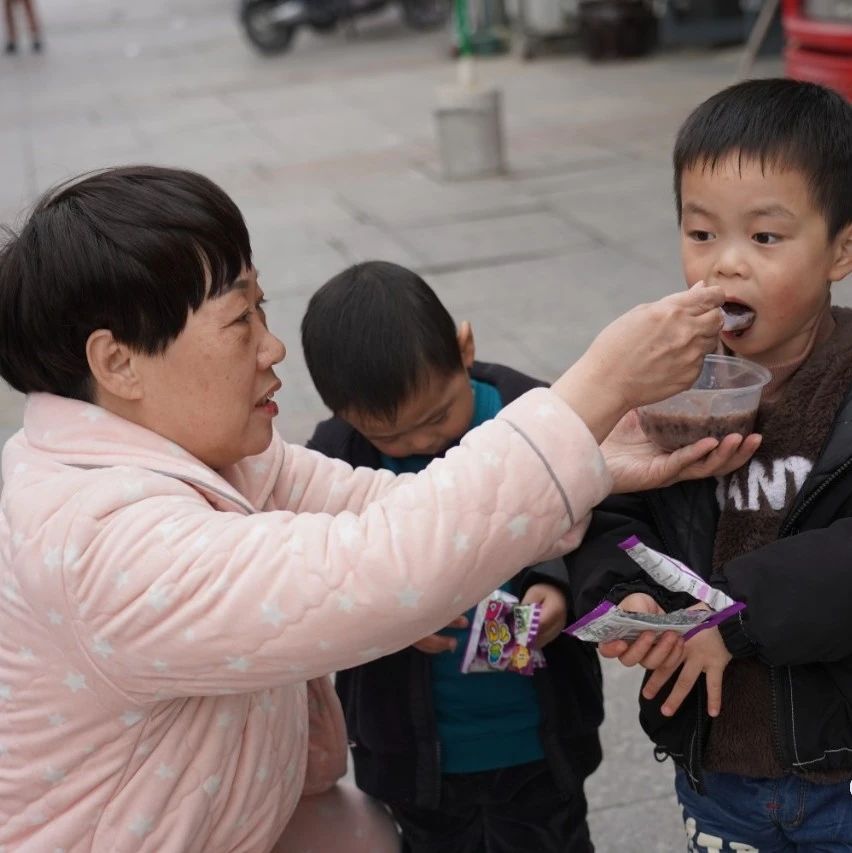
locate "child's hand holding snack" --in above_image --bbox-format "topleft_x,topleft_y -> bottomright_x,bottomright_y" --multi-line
521,583 -> 567,647
641,612 -> 732,719
598,592 -> 686,672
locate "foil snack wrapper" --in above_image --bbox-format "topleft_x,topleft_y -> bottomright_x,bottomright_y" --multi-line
564,536 -> 745,644
460,589 -> 547,676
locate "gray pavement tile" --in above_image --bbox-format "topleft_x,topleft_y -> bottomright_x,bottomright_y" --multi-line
255,111 -> 407,165
546,181 -> 677,243
324,221 -> 424,269
337,170 -> 544,227
400,209 -> 596,269
588,796 -> 685,852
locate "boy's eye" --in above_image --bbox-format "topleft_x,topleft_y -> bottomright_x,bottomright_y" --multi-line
687,230 -> 713,242
428,410 -> 449,426
753,232 -> 781,245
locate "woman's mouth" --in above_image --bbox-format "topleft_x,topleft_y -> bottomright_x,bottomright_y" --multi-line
721,301 -> 756,338
255,387 -> 280,416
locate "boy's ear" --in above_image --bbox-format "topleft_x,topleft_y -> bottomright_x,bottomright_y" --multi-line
457,321 -> 476,370
829,223 -> 852,283
86,329 -> 144,403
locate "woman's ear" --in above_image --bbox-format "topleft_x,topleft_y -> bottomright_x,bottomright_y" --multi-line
457,321 -> 476,370
829,223 -> 852,283
86,329 -> 143,402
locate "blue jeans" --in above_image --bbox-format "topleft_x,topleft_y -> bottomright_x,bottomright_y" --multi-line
675,769 -> 852,852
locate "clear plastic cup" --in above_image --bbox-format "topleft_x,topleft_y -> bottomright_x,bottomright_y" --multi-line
637,354 -> 771,451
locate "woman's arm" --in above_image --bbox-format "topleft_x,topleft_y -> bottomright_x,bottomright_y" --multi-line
59,390 -> 610,700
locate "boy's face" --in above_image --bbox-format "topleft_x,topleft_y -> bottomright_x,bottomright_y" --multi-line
343,369 -> 475,459
680,155 -> 852,366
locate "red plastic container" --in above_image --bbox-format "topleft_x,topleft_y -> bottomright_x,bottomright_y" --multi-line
783,0 -> 852,99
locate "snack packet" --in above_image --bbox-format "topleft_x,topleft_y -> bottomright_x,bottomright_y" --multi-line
564,536 -> 745,644
460,589 -> 546,676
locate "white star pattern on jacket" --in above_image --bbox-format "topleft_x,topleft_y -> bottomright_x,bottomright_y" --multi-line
202,775 -> 221,796
121,710 -> 144,727
507,514 -> 530,539
128,815 -> 154,837
396,586 -> 422,608
261,601 -> 284,626
92,638 -> 113,659
62,672 -> 86,693
42,547 -> 61,573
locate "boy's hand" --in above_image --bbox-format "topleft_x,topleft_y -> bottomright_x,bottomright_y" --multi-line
641,620 -> 732,718
521,583 -> 568,647
602,410 -> 761,494
598,592 -> 685,672
413,615 -> 469,654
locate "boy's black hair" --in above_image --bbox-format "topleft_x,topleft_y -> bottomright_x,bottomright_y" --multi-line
301,261 -> 463,421
0,165 -> 252,402
674,78 -> 852,238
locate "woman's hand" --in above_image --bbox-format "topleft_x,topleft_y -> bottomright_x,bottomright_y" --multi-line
602,410 -> 762,493
521,583 -> 568,647
598,593 -> 686,672
551,286 -> 725,442
412,615 -> 469,654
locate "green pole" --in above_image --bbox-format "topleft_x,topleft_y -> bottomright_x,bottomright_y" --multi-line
454,0 -> 472,56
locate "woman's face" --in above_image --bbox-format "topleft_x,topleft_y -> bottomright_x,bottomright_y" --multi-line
131,267 -> 286,469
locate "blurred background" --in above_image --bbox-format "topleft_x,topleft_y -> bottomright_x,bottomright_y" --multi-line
2,0 -> 851,848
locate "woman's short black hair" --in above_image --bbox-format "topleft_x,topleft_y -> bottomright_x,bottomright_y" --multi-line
0,165 -> 252,402
674,78 -> 852,238
301,261 -> 463,421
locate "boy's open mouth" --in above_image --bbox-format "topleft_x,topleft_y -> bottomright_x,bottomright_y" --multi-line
721,301 -> 756,337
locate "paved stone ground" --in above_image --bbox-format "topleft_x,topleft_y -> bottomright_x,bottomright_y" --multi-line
2,2 -> 835,848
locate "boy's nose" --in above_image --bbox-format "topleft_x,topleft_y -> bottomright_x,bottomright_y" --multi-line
712,244 -> 749,279
409,431 -> 439,454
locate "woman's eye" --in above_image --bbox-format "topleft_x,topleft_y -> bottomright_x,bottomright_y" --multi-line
753,232 -> 781,245
688,230 -> 713,242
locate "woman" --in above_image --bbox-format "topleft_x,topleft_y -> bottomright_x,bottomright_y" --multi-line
0,167 -> 741,851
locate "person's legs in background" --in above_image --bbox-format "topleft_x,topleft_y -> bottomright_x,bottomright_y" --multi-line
4,0 -> 17,53
19,0 -> 40,50
4,0 -> 42,53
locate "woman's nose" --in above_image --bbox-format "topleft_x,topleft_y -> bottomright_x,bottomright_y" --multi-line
259,330 -> 286,369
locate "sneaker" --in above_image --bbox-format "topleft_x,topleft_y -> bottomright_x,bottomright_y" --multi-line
32,40 -> 42,52
5,42 -> 16,54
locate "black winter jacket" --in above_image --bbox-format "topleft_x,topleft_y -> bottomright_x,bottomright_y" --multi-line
307,362 -> 604,809
566,385 -> 852,792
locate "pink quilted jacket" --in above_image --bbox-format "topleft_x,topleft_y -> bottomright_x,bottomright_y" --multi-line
0,388 -> 610,851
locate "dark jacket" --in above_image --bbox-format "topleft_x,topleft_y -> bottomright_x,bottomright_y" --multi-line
307,362 -> 604,809
566,384 -> 852,792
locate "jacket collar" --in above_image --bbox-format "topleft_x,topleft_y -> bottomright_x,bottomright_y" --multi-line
17,393 -> 281,514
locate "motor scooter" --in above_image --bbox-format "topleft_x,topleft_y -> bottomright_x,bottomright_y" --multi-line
240,0 -> 450,54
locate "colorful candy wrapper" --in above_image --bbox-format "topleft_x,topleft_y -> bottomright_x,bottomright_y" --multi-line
460,589 -> 546,676
563,535 -> 746,644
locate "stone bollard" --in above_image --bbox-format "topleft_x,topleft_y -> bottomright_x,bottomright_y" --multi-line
434,61 -> 505,180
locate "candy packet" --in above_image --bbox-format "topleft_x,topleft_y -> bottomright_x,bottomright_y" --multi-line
460,589 -> 546,676
564,536 -> 745,644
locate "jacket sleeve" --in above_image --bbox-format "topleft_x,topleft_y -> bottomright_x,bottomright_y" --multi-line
56,389 -> 612,701
713,519 -> 852,665
564,492 -> 673,618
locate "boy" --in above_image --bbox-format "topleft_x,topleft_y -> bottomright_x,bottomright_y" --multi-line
302,261 -> 604,853
568,78 -> 852,850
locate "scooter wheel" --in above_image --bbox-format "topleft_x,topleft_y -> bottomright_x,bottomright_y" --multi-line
401,0 -> 450,30
240,0 -> 297,54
